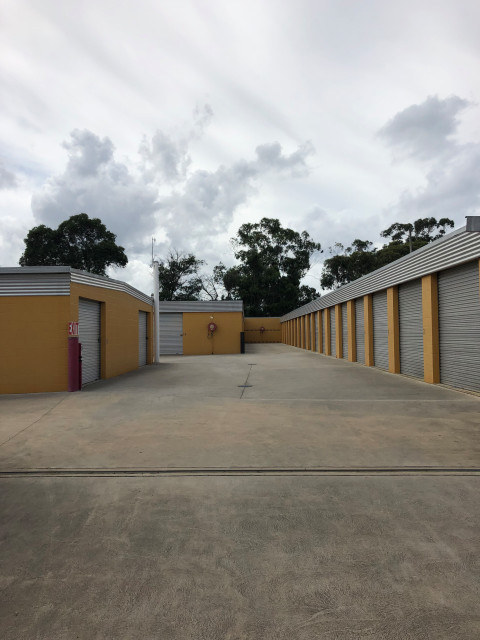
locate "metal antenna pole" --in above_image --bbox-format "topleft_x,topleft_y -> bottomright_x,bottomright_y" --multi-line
153,260 -> 160,363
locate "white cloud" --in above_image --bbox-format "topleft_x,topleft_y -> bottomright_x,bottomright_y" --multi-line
379,96 -> 480,222
378,95 -> 472,161
29,119 -> 315,282
2,0 -> 480,295
0,160 -> 17,189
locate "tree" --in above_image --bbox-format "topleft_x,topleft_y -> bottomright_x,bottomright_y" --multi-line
380,217 -> 454,252
321,217 -> 455,289
199,263 -> 227,301
19,213 -> 128,276
220,218 -> 321,316
158,250 -> 204,300
320,240 -> 377,290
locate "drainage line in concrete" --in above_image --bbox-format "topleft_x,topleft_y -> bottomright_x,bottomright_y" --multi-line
1,467 -> 480,478
239,364 -> 255,399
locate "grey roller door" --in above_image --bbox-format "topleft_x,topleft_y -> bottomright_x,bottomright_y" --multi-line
439,261 -> 480,392
160,313 -> 183,354
399,280 -> 423,378
330,308 -> 336,356
138,311 -> 148,366
373,290 -> 388,370
342,302 -> 348,359
79,298 -> 101,385
355,298 -> 365,364
322,311 -> 326,353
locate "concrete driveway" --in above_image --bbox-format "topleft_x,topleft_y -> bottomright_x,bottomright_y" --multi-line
1,344 -> 479,639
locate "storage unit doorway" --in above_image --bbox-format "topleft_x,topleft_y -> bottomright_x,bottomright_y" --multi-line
399,280 -> 423,378
79,298 -> 101,385
138,311 -> 148,366
355,298 -> 365,364
438,261 -> 480,392
373,291 -> 388,370
160,313 -> 184,355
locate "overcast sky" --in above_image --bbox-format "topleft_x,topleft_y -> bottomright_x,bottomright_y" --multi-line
1,0 -> 479,294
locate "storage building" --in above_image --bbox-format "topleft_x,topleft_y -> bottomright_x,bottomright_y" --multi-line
159,300 -> 244,355
0,267 -> 153,394
281,226 -> 480,394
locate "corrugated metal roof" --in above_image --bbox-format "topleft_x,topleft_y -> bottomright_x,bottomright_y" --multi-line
159,300 -> 243,313
71,270 -> 152,305
281,226 -> 480,321
0,269 -> 71,296
0,266 -> 152,305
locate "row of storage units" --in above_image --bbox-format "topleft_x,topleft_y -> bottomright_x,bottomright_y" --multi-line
281,239 -> 480,394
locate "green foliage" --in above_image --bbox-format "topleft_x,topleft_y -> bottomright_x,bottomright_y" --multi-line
220,218 -> 321,316
19,213 -> 128,275
321,217 -> 455,289
158,250 -> 204,300
320,240 -> 377,289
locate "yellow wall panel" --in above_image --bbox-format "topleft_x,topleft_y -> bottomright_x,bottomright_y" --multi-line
183,312 -> 243,355
244,317 -> 281,343
0,296 -> 70,393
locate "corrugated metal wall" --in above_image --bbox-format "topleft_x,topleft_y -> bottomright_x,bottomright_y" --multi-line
313,313 -> 317,351
330,308 -> 336,356
438,261 -> 480,392
160,313 -> 183,355
399,280 -> 423,378
138,311 -> 148,366
373,290 -> 388,370
355,297 -> 365,364
79,298 -> 101,385
342,302 -> 348,359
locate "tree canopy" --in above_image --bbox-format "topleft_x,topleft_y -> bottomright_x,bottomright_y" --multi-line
321,217 -> 454,289
158,250 -> 205,301
19,213 -> 128,276
219,218 -> 321,316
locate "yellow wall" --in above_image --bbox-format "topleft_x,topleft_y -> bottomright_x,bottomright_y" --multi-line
70,283 -> 153,381
183,312 -> 243,355
244,317 -> 281,343
0,295 -> 71,393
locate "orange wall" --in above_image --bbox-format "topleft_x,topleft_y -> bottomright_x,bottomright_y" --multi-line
70,283 -> 153,380
183,312 -> 243,354
244,317 -> 281,343
0,295 -> 71,393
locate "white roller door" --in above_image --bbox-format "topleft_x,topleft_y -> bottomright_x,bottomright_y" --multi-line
160,313 -> 183,355
330,308 -> 336,356
438,261 -> 480,392
138,311 -> 148,366
399,280 -> 423,378
79,298 -> 101,385
373,290 -> 388,370
341,302 -> 348,359
355,297 -> 365,364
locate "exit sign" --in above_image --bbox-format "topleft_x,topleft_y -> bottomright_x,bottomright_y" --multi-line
68,322 -> 79,337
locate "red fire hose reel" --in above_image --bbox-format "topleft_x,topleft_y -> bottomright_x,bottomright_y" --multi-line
208,322 -> 217,333
260,326 -> 265,333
